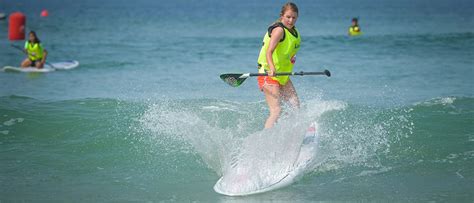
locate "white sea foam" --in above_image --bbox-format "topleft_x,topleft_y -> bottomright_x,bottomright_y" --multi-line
139,97 -> 412,195
417,97 -> 456,106
2,118 -> 24,126
141,98 -> 347,194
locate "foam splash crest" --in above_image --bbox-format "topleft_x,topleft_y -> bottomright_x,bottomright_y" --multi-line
139,99 -> 347,192
139,100 -> 237,174
138,97 -> 416,195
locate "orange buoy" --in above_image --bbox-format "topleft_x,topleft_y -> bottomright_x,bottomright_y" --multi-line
40,9 -> 49,17
8,12 -> 26,41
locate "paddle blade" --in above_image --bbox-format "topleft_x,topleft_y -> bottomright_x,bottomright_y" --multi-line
324,69 -> 331,77
220,73 -> 247,87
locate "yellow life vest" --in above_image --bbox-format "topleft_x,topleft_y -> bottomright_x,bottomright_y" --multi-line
257,22 -> 301,85
24,41 -> 44,61
349,26 -> 362,36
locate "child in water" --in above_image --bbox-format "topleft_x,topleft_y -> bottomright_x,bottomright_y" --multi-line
349,18 -> 362,36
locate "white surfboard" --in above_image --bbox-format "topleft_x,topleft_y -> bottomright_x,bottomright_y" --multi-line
214,123 -> 320,196
2,60 -> 79,73
48,60 -> 79,70
2,66 -> 55,73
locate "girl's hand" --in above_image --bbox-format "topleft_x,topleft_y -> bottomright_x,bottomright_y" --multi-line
39,61 -> 45,69
267,68 -> 275,77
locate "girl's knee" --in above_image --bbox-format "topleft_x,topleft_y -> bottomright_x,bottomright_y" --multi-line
21,62 -> 29,67
269,106 -> 281,116
289,97 -> 300,108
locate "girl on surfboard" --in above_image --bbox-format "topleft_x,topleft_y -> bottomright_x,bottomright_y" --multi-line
21,31 -> 48,69
257,2 -> 301,128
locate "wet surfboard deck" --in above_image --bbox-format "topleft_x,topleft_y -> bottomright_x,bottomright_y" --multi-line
213,123 -> 320,196
2,60 -> 79,73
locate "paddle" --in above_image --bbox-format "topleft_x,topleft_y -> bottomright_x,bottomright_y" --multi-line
10,44 -> 55,68
10,44 -> 27,54
220,69 -> 331,87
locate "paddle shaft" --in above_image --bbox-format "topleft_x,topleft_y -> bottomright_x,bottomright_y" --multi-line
247,71 -> 329,77
10,44 -> 26,54
220,69 -> 330,87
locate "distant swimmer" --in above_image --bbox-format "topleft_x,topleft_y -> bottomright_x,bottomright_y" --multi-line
348,17 -> 362,36
21,31 -> 48,69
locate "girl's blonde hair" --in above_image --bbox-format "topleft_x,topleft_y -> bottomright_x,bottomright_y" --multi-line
280,2 -> 298,17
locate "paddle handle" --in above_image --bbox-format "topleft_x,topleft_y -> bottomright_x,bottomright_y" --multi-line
248,70 -> 331,77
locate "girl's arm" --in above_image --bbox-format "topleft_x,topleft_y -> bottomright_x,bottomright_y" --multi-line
265,27 -> 284,77
41,49 -> 48,64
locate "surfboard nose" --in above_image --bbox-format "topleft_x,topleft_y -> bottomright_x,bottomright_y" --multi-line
306,122 -> 317,133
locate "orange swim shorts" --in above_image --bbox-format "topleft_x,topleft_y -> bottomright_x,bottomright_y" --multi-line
257,76 -> 280,91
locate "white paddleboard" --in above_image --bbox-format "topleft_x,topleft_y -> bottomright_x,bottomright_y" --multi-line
2,60 -> 79,73
214,123 -> 320,196
49,60 -> 79,70
2,66 -> 55,73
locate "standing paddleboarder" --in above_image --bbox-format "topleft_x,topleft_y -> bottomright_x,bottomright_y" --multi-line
257,2 -> 301,128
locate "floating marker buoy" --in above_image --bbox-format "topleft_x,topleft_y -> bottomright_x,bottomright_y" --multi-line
8,12 -> 26,40
40,9 -> 49,17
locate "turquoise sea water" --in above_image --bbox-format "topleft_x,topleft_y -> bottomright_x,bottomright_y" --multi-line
1,0 -> 473,201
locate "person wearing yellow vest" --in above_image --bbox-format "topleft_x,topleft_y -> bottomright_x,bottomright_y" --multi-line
21,31 -> 48,68
257,2 -> 301,129
348,18 -> 362,36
